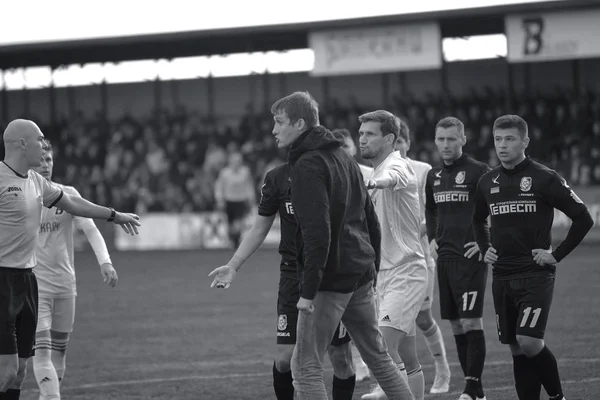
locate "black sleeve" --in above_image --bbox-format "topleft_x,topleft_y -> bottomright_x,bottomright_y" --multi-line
425,172 -> 437,242
291,158 -> 331,300
472,177 -> 491,255
258,170 -> 279,217
543,173 -> 594,262
364,193 -> 381,273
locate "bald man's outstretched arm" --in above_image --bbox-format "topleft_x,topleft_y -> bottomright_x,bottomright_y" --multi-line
55,190 -> 141,236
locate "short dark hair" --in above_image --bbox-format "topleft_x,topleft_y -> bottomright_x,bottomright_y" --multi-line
493,115 -> 528,138
358,110 -> 400,141
435,117 -> 465,136
271,91 -> 319,128
397,118 -> 410,143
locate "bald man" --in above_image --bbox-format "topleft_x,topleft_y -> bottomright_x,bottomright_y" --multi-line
0,119 -> 140,400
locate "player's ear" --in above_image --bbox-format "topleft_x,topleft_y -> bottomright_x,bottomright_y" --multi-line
388,133 -> 396,145
295,118 -> 306,131
523,135 -> 530,149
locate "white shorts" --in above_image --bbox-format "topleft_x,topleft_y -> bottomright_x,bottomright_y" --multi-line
376,259 -> 428,336
36,296 -> 76,333
420,262 -> 436,311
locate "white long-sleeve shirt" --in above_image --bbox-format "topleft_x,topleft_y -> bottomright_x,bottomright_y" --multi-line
214,165 -> 255,203
35,183 -> 111,298
406,156 -> 435,269
367,152 -> 425,270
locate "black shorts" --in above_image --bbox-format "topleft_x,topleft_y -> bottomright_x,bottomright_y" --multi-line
277,275 -> 350,346
492,274 -> 555,344
0,267 -> 39,358
437,258 -> 488,320
225,201 -> 248,223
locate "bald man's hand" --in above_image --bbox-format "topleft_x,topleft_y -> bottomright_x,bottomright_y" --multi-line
55,194 -> 141,235
112,212 -> 141,236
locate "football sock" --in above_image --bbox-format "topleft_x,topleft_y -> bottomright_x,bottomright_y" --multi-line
423,321 -> 449,371
465,330 -> 486,396
407,366 -> 425,400
51,337 -> 69,383
272,362 -> 294,400
513,354 -> 542,400
33,348 -> 61,400
331,374 -> 356,400
3,389 -> 20,400
397,362 -> 409,383
454,334 -> 469,375
529,346 -> 564,400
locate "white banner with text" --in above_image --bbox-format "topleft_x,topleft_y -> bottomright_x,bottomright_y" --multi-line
113,211 -> 280,251
309,22 -> 442,76
112,186 -> 600,251
506,8 -> 600,63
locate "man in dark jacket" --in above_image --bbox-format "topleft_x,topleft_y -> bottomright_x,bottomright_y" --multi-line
271,91 -> 414,400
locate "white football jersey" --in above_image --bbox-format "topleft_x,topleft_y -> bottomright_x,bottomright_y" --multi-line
35,184 -> 88,298
406,156 -> 435,269
367,152 -> 425,270
358,163 -> 373,179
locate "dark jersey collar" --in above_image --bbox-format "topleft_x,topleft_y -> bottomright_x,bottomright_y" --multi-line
443,153 -> 468,171
1,161 -> 28,179
501,156 -> 532,175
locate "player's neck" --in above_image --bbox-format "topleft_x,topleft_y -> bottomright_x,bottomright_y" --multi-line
371,148 -> 394,169
2,156 -> 29,177
443,152 -> 463,166
501,153 -> 527,170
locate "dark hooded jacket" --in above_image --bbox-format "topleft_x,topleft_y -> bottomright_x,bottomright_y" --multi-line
288,125 -> 381,300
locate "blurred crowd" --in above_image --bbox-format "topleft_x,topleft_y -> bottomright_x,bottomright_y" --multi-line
12,86 -> 600,213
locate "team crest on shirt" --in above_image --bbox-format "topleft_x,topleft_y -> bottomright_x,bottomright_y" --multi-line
277,314 -> 288,331
520,177 -> 532,192
455,171 -> 465,184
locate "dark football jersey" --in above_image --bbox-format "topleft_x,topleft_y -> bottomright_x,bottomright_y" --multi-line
473,157 -> 589,279
425,154 -> 491,260
258,164 -> 297,274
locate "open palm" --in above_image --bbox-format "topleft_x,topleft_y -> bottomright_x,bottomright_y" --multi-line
208,265 -> 237,289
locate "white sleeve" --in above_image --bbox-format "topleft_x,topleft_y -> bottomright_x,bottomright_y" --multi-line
376,163 -> 411,191
67,186 -> 111,266
75,217 -> 112,266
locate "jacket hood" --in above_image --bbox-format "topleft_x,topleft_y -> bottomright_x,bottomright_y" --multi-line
288,125 -> 344,165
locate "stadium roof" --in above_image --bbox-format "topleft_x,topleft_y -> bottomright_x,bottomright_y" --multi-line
0,0 -> 598,69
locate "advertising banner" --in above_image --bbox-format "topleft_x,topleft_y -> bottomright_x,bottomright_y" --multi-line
113,211 -> 281,251
309,22 -> 442,76
506,9 -> 600,63
108,184 -> 599,252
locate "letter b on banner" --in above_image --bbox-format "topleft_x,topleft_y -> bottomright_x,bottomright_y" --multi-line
522,17 -> 544,55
